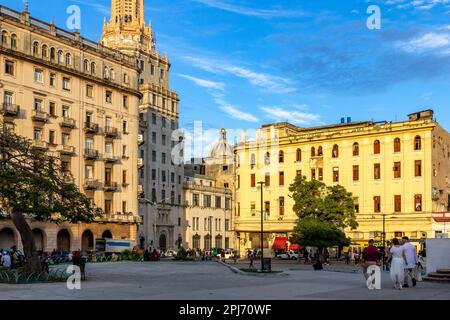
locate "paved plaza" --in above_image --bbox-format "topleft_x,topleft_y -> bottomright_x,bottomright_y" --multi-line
0,261 -> 449,300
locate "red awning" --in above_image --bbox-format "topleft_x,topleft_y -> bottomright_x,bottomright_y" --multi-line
289,244 -> 302,251
272,237 -> 288,250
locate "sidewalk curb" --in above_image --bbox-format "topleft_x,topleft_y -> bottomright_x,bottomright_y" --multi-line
217,261 -> 288,277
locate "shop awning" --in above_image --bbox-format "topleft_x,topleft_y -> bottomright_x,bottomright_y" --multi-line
272,237 -> 288,250
289,244 -> 301,251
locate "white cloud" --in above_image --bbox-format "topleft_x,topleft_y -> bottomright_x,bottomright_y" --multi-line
183,56 -> 297,93
193,0 -> 306,19
260,106 -> 320,125
73,0 -> 110,15
398,32 -> 450,52
215,98 -> 259,122
177,74 -> 226,91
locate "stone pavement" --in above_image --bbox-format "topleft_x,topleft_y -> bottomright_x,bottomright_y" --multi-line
0,261 -> 448,300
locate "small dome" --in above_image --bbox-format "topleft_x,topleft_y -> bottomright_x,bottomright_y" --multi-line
207,128 -> 233,164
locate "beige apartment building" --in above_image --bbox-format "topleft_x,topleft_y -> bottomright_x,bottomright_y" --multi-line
183,129 -> 235,250
0,5 -> 141,252
234,110 -> 450,254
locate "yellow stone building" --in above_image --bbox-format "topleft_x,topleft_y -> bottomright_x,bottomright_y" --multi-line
234,110 -> 450,254
0,5 -> 142,251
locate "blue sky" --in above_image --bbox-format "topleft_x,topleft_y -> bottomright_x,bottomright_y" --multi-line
3,0 -> 450,145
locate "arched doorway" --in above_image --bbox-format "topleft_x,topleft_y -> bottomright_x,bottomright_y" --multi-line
81,230 -> 94,251
57,229 -> 71,251
193,234 -> 201,250
215,235 -> 223,249
32,229 -> 45,251
0,228 -> 15,249
159,234 -> 167,250
102,230 -> 113,239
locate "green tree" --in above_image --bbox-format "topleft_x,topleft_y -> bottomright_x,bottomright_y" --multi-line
0,123 -> 102,272
289,176 -> 357,253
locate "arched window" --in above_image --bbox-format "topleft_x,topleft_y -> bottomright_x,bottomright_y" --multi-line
32,41 -> 39,56
279,151 -> 284,163
374,140 -> 381,154
110,68 -> 115,80
10,34 -> 17,49
50,47 -> 56,61
394,137 -> 401,153
1,31 -> 8,46
90,62 -> 96,75
57,50 -> 63,64
311,147 -> 316,157
414,136 -> 422,151
352,142 -> 359,156
65,52 -> 72,66
250,154 -> 256,169
41,44 -> 48,59
296,148 -> 302,162
264,152 -> 270,165
83,59 -> 89,73
123,73 -> 129,83
318,146 -> 323,156
332,144 -> 339,158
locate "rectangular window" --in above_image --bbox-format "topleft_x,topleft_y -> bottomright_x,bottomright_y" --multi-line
162,134 -> 166,146
374,196 -> 381,213
122,170 -> 127,185
34,98 -> 42,111
123,121 -> 128,134
86,84 -> 93,98
204,195 -> 211,208
5,60 -> 14,75
250,174 -> 256,188
225,198 -> 231,210
318,168 -> 323,181
354,197 -> 360,213
265,173 -> 270,187
265,201 -> 270,216
162,153 -> 166,164
225,219 -> 230,231
123,96 -> 128,109
415,194 -> 422,212
61,133 -> 70,145
62,105 -> 70,118
193,194 -> 200,206
353,165 -> 359,181
49,130 -> 55,145
49,73 -> 56,87
152,151 -> 156,162
237,175 -> 240,188
152,132 -> 157,143
62,77 -> 70,90
34,69 -> 43,83
415,160 -> 422,177
162,117 -> 166,128
251,203 -> 256,216
237,202 -> 241,216
122,201 -> 127,214
85,165 -> 94,179
279,171 -> 285,186
49,102 -> 56,116
215,196 -> 221,209
374,163 -> 381,180
333,167 -> 339,182
152,113 -> 157,124
311,168 -> 316,180
279,197 -> 285,216
393,162 -> 401,179
151,169 -> 156,181
105,200 -> 112,214
394,195 -> 402,213
105,90 -> 112,103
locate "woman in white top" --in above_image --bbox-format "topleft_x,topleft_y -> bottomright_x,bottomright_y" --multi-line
389,238 -> 407,290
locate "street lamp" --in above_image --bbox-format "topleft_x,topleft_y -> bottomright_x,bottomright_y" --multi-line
258,181 -> 265,272
381,213 -> 386,271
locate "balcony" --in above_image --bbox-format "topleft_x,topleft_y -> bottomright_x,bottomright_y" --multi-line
103,153 -> 119,163
84,179 -> 101,190
138,158 -> 144,168
137,134 -> 144,145
58,145 -> 76,156
84,122 -> 99,134
60,117 -> 76,129
32,140 -> 48,150
2,104 -> 20,117
32,110 -> 49,123
104,182 -> 120,192
84,148 -> 100,160
104,126 -> 119,138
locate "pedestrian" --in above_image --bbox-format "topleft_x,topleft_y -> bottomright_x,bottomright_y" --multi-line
389,238 -> 406,290
384,241 -> 392,271
362,240 -> 379,281
248,250 -> 255,270
304,249 -> 309,264
401,236 -> 418,288
233,251 -> 238,264
1,251 -> 11,269
220,249 -> 225,263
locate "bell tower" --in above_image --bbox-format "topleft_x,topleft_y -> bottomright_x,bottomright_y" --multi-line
102,0 -> 155,55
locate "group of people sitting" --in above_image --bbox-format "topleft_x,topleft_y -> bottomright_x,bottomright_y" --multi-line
0,246 -> 25,270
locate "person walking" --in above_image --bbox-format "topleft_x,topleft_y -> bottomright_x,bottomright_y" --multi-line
248,250 -> 255,270
304,249 -> 309,264
389,238 -> 406,290
362,240 -> 379,281
1,251 -> 11,269
401,236 -> 418,288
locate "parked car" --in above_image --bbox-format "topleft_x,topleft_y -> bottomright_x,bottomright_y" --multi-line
276,250 -> 299,260
216,249 -> 234,260
165,250 -> 177,257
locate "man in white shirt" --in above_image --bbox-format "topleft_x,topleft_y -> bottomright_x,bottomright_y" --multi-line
1,252 -> 11,269
401,237 -> 418,287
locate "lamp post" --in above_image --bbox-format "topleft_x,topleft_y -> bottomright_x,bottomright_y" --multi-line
258,181 -> 265,272
382,213 -> 386,271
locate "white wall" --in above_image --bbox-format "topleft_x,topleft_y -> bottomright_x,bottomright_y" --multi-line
426,239 -> 450,273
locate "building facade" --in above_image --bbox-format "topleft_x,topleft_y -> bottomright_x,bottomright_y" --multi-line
234,110 -> 450,254
101,0 -> 184,251
183,129 -> 234,251
0,5 -> 141,251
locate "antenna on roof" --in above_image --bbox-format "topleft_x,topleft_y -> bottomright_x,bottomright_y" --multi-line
24,0 -> 29,12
